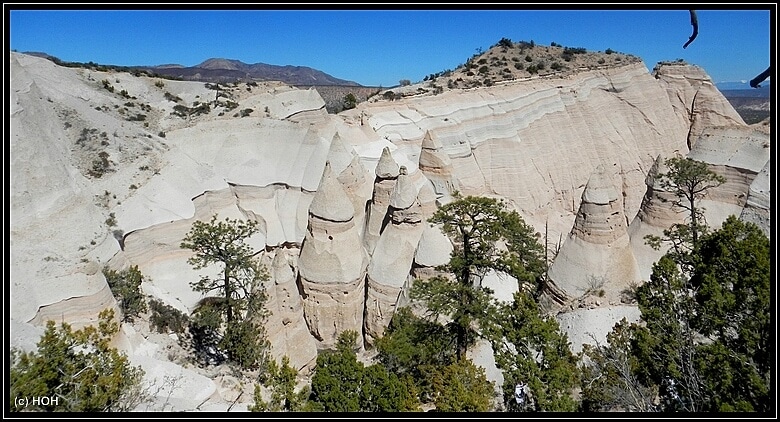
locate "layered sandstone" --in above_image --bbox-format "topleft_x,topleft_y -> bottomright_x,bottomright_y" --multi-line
11,50 -> 769,410
356,62 -> 692,246
627,154 -> 686,281
687,125 -> 770,229
418,130 -> 459,199
740,159 -> 771,238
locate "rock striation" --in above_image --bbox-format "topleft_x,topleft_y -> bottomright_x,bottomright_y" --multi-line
740,159 -> 771,238
627,153 -> 687,281
358,62 -> 693,246
652,62 -> 746,148
687,125 -> 771,229
10,51 -> 771,410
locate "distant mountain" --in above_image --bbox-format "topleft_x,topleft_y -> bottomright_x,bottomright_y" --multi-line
139,57 -> 363,87
21,52 -> 363,88
716,80 -> 771,95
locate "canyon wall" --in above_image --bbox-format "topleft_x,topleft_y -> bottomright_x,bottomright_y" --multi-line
10,52 -> 769,409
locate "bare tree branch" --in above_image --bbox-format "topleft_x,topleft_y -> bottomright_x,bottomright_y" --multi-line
683,10 -> 699,49
749,66 -> 771,88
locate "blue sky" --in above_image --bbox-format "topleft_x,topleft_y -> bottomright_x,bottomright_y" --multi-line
8,6 -> 773,87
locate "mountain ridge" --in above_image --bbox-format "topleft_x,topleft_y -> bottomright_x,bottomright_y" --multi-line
21,51 -> 364,87
138,57 -> 363,87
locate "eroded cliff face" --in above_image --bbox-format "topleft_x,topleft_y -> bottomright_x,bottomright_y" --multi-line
651,62 -> 746,149
356,62 -> 693,244
10,51 -> 768,409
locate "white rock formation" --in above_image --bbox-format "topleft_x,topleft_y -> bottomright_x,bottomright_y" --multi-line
418,130 -> 459,199
467,339 -> 505,400
627,153 -> 686,281
337,154 -> 373,237
363,146 -> 400,253
555,306 -> 642,354
11,50 -> 770,410
545,165 -> 641,307
263,249 -> 318,370
740,159 -> 771,237
365,167 -> 426,344
417,181 -> 439,218
298,162 -> 369,347
687,125 -> 770,229
359,62 -> 692,249
481,270 -> 520,304
652,62 -> 746,148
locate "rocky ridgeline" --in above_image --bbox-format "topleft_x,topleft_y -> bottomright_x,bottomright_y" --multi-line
10,50 -> 769,410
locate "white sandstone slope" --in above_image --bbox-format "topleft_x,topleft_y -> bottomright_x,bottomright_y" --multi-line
10,49 -> 769,410
687,125 -> 771,229
740,159 -> 771,238
652,62 -> 746,148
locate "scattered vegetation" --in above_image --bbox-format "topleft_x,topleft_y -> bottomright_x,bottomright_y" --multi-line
105,212 -> 117,227
164,92 -> 182,103
172,102 -> 210,119
149,299 -> 189,335
580,155 -> 767,412
89,151 -> 112,178
250,356 -> 313,412
103,265 -> 146,322
374,37 -> 639,101
10,309 -> 146,412
307,331 -> 419,412
101,79 -> 115,93
343,93 -> 357,110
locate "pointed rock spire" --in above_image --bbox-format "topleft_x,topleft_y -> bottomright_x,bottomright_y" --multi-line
389,167 -> 417,209
309,162 -> 355,222
327,132 -> 354,175
271,249 -> 295,285
419,131 -> 452,170
421,130 -> 442,150
582,165 -> 619,205
338,155 -> 368,192
646,153 -> 671,189
375,147 -> 400,179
